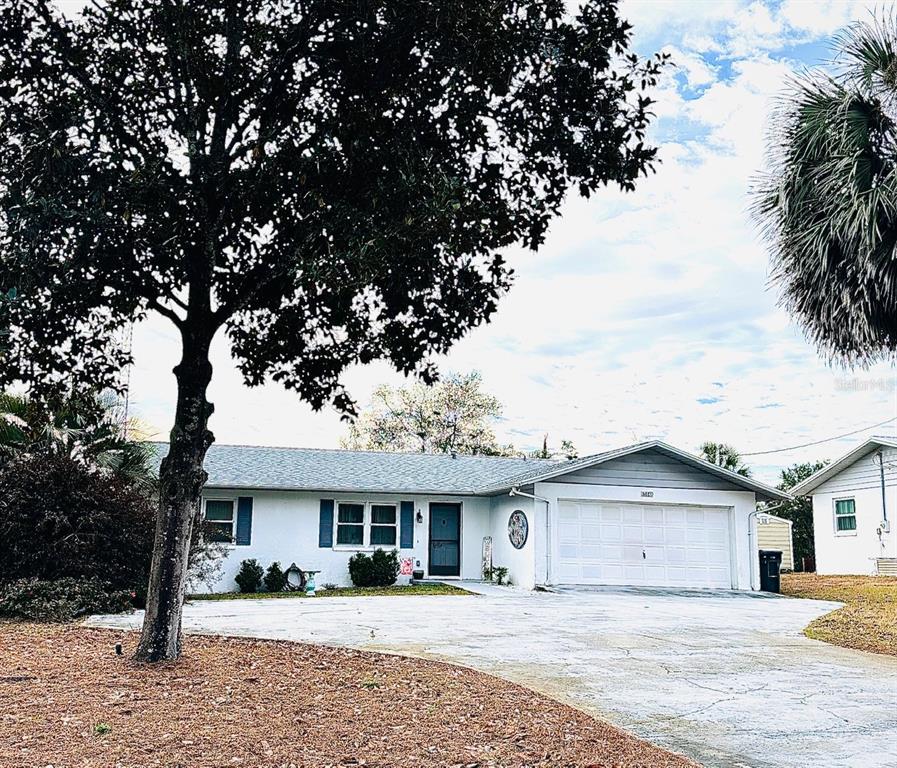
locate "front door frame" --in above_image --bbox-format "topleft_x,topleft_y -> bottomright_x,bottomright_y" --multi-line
428,501 -> 462,578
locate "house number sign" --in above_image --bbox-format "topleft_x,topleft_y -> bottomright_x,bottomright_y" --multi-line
508,510 -> 528,549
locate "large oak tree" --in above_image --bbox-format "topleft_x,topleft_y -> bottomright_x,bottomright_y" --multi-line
0,0 -> 664,660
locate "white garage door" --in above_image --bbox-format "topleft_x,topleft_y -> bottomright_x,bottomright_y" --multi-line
557,501 -> 732,588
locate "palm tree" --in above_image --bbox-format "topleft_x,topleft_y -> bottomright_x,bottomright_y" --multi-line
0,390 -> 156,488
753,16 -> 897,363
699,441 -> 752,477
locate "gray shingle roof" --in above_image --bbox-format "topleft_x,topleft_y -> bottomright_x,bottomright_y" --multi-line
149,439 -> 789,501
150,442 -> 555,495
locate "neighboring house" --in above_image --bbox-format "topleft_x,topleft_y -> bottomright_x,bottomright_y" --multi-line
791,437 -> 897,576
158,439 -> 788,592
756,514 -> 794,571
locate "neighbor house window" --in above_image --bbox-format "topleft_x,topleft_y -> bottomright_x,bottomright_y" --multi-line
204,499 -> 235,542
370,504 -> 397,546
336,502 -> 365,545
834,498 -> 857,533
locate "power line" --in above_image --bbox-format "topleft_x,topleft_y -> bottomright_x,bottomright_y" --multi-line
741,416 -> 897,457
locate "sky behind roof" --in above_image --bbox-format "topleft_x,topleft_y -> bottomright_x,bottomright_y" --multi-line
117,0 -> 897,484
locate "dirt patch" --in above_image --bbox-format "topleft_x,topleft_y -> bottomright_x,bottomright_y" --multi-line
0,623 -> 695,768
781,573 -> 897,656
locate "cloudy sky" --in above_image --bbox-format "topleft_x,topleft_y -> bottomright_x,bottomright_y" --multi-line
122,0 -> 897,485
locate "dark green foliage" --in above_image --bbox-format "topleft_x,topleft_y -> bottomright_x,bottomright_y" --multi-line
348,549 -> 400,588
235,559 -> 264,593
0,577 -> 133,622
772,461 -> 829,570
753,16 -> 897,363
263,561 -> 287,593
0,1 -> 665,410
0,453 -> 156,591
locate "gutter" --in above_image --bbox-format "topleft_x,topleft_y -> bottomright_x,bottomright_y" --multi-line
510,486 -> 551,585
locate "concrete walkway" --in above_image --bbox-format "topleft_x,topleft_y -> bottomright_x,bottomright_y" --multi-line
89,586 -> 897,768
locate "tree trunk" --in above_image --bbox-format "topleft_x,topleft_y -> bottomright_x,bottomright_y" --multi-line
134,333 -> 214,662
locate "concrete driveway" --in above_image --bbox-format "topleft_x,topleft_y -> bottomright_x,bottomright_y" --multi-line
89,585 -> 897,768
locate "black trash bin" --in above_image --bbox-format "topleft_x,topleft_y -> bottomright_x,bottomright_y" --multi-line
759,549 -> 783,593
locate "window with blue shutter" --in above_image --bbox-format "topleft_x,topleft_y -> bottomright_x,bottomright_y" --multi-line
235,497 -> 253,545
319,499 -> 334,547
400,501 -> 414,549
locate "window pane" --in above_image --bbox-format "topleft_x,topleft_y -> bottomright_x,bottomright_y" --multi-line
205,500 -> 234,521
206,521 -> 234,542
835,499 -> 855,516
371,505 -> 396,524
836,516 -> 857,531
371,525 -> 396,546
338,503 -> 364,524
337,524 -> 364,545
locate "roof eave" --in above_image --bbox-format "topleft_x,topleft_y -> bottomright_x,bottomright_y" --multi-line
790,437 -> 897,496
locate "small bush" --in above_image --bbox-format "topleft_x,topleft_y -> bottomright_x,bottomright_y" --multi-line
0,577 -> 133,622
263,561 -> 287,593
491,566 -> 509,585
234,559 -> 264,593
348,548 -> 400,587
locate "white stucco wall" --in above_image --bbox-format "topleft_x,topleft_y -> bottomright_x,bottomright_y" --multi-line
534,482 -> 760,590
196,488 -> 490,592
812,485 -> 897,575
488,493 -> 536,588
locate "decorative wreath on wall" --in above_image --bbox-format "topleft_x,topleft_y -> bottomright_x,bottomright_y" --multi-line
508,510 -> 529,550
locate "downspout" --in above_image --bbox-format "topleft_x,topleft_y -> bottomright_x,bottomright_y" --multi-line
509,487 -> 551,585
875,451 -> 889,528
748,503 -> 782,591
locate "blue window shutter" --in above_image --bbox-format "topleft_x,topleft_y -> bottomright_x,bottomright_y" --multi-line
400,501 -> 414,549
235,497 -> 253,545
319,499 -> 334,548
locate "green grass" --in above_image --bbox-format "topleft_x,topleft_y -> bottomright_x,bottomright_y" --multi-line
187,583 -> 470,601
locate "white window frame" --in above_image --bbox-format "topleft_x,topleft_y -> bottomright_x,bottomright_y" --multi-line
833,497 -> 857,537
333,499 -> 399,550
202,496 -> 237,545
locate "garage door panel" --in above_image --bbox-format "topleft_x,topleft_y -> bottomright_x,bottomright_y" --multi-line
557,501 -> 732,589
622,525 -> 643,543
665,508 -> 686,524
600,524 -> 622,540
665,527 -> 686,544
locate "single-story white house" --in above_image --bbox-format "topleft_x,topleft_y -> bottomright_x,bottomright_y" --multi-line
791,436 -> 897,576
168,439 -> 789,593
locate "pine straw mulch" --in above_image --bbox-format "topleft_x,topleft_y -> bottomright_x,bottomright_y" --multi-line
0,623 -> 696,768
781,573 -> 897,656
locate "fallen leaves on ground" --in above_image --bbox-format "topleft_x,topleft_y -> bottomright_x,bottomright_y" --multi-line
0,623 -> 696,768
781,573 -> 897,656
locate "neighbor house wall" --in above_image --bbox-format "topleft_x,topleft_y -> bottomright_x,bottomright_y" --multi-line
811,448 -> 897,575
488,493 -> 536,589
756,515 -> 794,571
534,481 -> 760,590
197,488 -> 489,592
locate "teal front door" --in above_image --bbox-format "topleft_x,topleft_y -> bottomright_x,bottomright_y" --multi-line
429,503 -> 461,577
